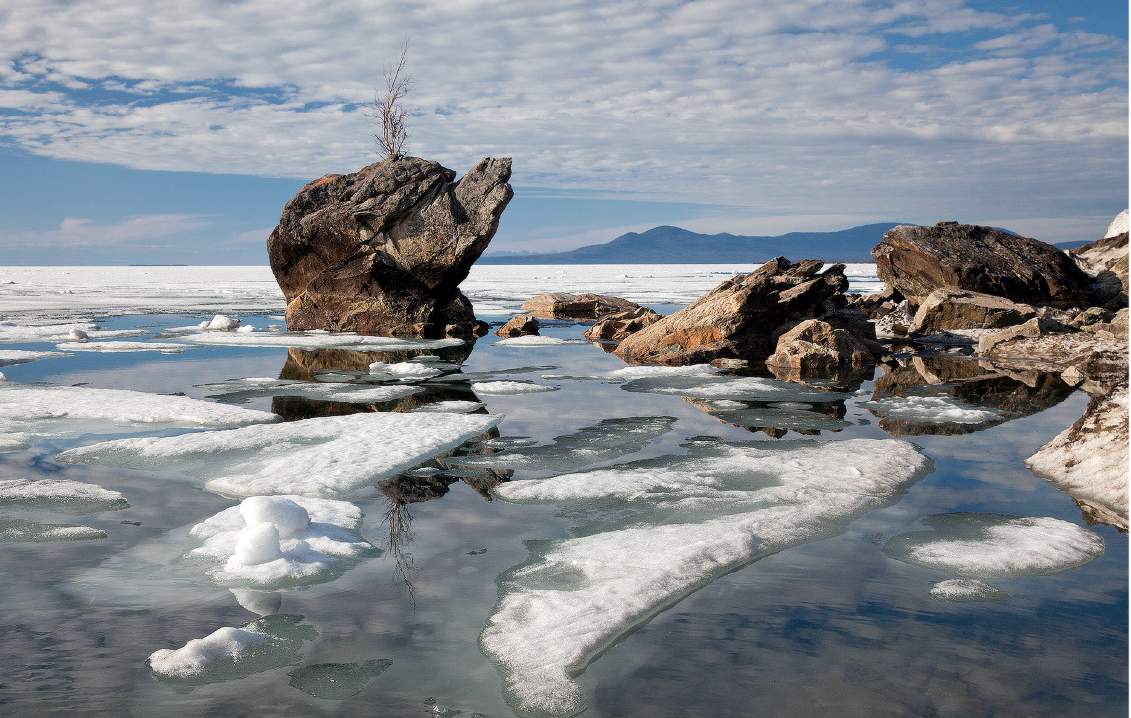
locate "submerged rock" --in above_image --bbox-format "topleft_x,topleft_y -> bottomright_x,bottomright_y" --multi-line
908,288 -> 1037,335
520,292 -> 639,321
614,257 -> 851,365
582,305 -> 662,342
495,313 -> 540,338
268,156 -> 512,338
765,319 -> 876,374
873,222 -> 1089,307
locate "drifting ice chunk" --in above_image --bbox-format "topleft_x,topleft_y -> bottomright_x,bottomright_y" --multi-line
0,322 -> 142,343
288,659 -> 393,699
411,400 -> 485,414
58,412 -> 501,498
148,614 -> 316,683
196,377 -> 421,405
206,314 -> 241,331
368,361 -> 444,380
862,395 -> 1001,425
472,381 -> 559,395
483,437 -> 929,716
621,374 -> 846,403
0,478 -> 127,511
496,336 -> 578,347
55,341 -> 189,353
0,349 -> 67,367
605,364 -> 719,380
0,518 -> 107,542
68,327 -> 89,341
928,579 -> 1007,602
179,331 -> 464,351
884,514 -> 1103,577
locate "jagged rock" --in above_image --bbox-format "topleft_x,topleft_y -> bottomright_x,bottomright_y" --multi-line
873,222 -> 1090,308
495,313 -> 540,338
1027,383 -> 1128,531
1070,212 -> 1128,309
520,293 -> 639,321
613,258 -> 849,365
874,300 -> 913,339
977,318 -> 1126,394
976,317 -> 1073,355
765,319 -> 876,374
909,289 -> 1037,335
268,156 -> 513,338
583,306 -> 662,342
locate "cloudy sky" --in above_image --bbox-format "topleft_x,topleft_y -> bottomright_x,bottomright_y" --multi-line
0,0 -> 1126,264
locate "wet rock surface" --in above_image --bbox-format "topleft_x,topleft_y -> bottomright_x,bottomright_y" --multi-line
520,293 -> 640,321
495,313 -> 540,338
766,319 -> 876,375
583,305 -> 663,342
909,288 -> 1037,334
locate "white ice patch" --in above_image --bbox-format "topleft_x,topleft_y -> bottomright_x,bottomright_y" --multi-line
411,401 -> 485,413
471,381 -> 559,395
185,495 -> 374,587
0,349 -> 67,367
367,361 -> 444,380
483,437 -> 929,716
0,478 -> 127,511
148,614 -> 316,682
0,518 -> 107,542
179,331 -> 464,351
196,377 -> 421,404
0,322 -> 143,343
862,395 -> 1001,425
58,412 -> 501,498
621,374 -> 846,403
885,514 -> 1103,577
605,364 -> 719,380
205,314 -> 240,331
496,336 -> 578,347
928,578 -> 1007,602
55,341 -> 189,353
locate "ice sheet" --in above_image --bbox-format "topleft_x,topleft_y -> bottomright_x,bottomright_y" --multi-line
471,381 -> 559,395
0,478 -> 127,511
55,341 -> 189,353
0,518 -> 107,542
288,660 -> 393,699
928,578 -> 1007,602
0,322 -> 143,343
496,336 -> 579,347
195,377 -> 421,404
0,349 -> 68,367
862,395 -> 1001,425
621,374 -> 847,403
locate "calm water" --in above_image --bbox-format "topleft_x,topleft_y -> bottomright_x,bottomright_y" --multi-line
0,310 -> 1125,718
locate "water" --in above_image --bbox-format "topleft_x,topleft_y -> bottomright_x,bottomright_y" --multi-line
0,310 -> 1124,717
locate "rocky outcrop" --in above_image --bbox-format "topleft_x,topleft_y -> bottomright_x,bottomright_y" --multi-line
495,313 -> 540,338
977,318 -> 1126,394
1070,213 -> 1128,309
873,222 -> 1090,308
268,156 -> 513,338
613,257 -> 852,365
908,288 -> 1037,335
583,306 -> 662,342
1027,383 -> 1128,531
520,293 -> 639,321
765,319 -> 875,374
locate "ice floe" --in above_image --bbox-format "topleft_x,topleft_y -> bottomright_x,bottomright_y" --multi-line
288,659 -> 392,699
884,514 -> 1103,577
620,374 -> 847,403
58,412 -> 501,498
185,495 -> 375,587
928,578 -> 1007,602
179,331 -> 464,351
148,614 -> 316,683
0,322 -> 143,343
367,360 -> 444,380
862,395 -> 1001,425
0,349 -> 67,367
604,364 -> 719,380
0,478 -> 127,511
195,377 -> 421,404
55,341 -> 189,353
411,400 -> 485,413
0,518 -> 107,542
496,336 -> 579,347
471,380 -> 559,395
483,437 -> 929,716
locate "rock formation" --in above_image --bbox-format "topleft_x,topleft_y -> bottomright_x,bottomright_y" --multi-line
613,257 -> 855,365
583,306 -> 662,342
766,319 -> 875,374
268,156 -> 513,337
520,293 -> 639,321
908,289 -> 1037,335
873,222 -> 1090,308
495,313 -> 540,338
1070,211 -> 1128,309
977,318 -> 1127,394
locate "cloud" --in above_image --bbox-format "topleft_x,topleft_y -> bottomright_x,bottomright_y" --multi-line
2,214 -> 210,248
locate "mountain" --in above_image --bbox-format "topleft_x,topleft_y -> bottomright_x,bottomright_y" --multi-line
480,223 -> 905,264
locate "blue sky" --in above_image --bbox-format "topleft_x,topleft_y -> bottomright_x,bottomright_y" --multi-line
0,0 -> 1126,264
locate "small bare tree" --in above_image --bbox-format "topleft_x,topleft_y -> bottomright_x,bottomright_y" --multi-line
374,42 -> 412,160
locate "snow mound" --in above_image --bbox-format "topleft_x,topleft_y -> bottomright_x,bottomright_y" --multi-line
367,360 -> 444,380
928,579 -> 1007,602
196,377 -> 421,404
0,478 -> 127,511
55,341 -> 189,353
862,395 -> 1001,425
206,314 -> 241,331
496,336 -> 578,347
884,514 -> 1103,577
411,400 -> 485,413
471,380 -> 559,395
0,518 -> 107,542
185,495 -> 373,587
58,412 -> 501,498
0,349 -> 67,367
179,331 -> 464,350
288,659 -> 393,699
148,614 -> 315,683
483,437 -> 929,716
0,322 -> 143,343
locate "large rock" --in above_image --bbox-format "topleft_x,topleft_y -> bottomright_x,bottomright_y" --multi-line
1027,383 -> 1128,531
1070,212 -> 1128,309
583,306 -> 662,342
268,156 -> 513,337
495,313 -> 540,338
977,318 -> 1126,394
765,319 -> 875,374
520,293 -> 638,321
908,288 -> 1036,335
873,222 -> 1089,308
614,257 -> 849,365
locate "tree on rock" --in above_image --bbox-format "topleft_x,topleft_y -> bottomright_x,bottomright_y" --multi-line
374,42 -> 411,159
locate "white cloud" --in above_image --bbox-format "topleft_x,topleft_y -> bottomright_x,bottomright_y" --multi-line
2,214 -> 211,248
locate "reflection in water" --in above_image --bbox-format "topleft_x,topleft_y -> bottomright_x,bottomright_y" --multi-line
683,396 -> 850,437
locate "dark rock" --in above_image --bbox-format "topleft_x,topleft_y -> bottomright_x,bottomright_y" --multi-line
495,313 -> 540,338
872,222 -> 1090,308
583,306 -> 662,342
268,156 -> 513,337
909,288 -> 1037,334
520,293 -> 639,321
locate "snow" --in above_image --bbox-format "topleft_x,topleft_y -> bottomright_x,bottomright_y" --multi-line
862,395 -> 1001,425
205,314 -> 241,331
0,322 -> 142,343
368,360 -> 444,379
483,437 -> 929,716
884,514 -> 1104,577
196,377 -> 422,404
0,519 -> 107,542
928,579 -> 1007,602
0,478 -> 127,511
0,349 -> 67,367
147,614 -> 316,682
496,335 -> 577,347
1105,209 -> 1128,238
58,411 -> 501,498
55,341 -> 189,353
411,400 -> 485,413
471,380 -> 559,395
604,364 -> 719,380
179,331 -> 465,351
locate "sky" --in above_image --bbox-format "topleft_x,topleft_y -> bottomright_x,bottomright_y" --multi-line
0,0 -> 1126,264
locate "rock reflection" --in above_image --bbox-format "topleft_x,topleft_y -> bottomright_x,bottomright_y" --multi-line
684,396 -> 850,438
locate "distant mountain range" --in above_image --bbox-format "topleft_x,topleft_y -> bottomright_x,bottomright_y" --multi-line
480,223 -> 906,264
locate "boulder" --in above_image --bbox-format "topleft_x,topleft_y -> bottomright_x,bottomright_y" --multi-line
1027,383 -> 1128,531
765,319 -> 876,374
495,313 -> 540,338
1070,212 -> 1128,309
872,222 -> 1090,308
977,318 -> 1126,394
613,257 -> 850,365
583,306 -> 662,342
908,288 -> 1037,335
520,293 -> 639,321
874,300 -> 913,339
267,156 -> 513,338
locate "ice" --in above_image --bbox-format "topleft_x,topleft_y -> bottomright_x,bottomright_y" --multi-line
451,417 -> 676,479
368,360 -> 444,380
621,374 -> 847,403
55,341 -> 189,353
231,588 -> 282,616
148,614 -> 316,683
862,395 -> 1001,425
411,400 -> 486,413
0,321 -> 143,343
0,478 -> 127,511
288,659 -> 393,699
0,349 -> 67,367
179,331 -> 464,351
240,495 -> 310,537
496,336 -> 578,347
928,579 -> 1007,602
58,412 -> 501,498
0,518 -> 107,542
884,514 -> 1104,577
483,437 -> 929,716
196,377 -> 421,405
605,364 -> 719,380
705,402 -> 849,434
236,325 -> 257,333
471,380 -> 559,395
205,314 -> 240,331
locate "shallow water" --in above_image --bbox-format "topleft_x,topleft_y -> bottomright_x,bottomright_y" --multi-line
0,310 -> 1125,717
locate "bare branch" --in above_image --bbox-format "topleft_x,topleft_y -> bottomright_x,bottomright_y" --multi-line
374,41 -> 412,160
